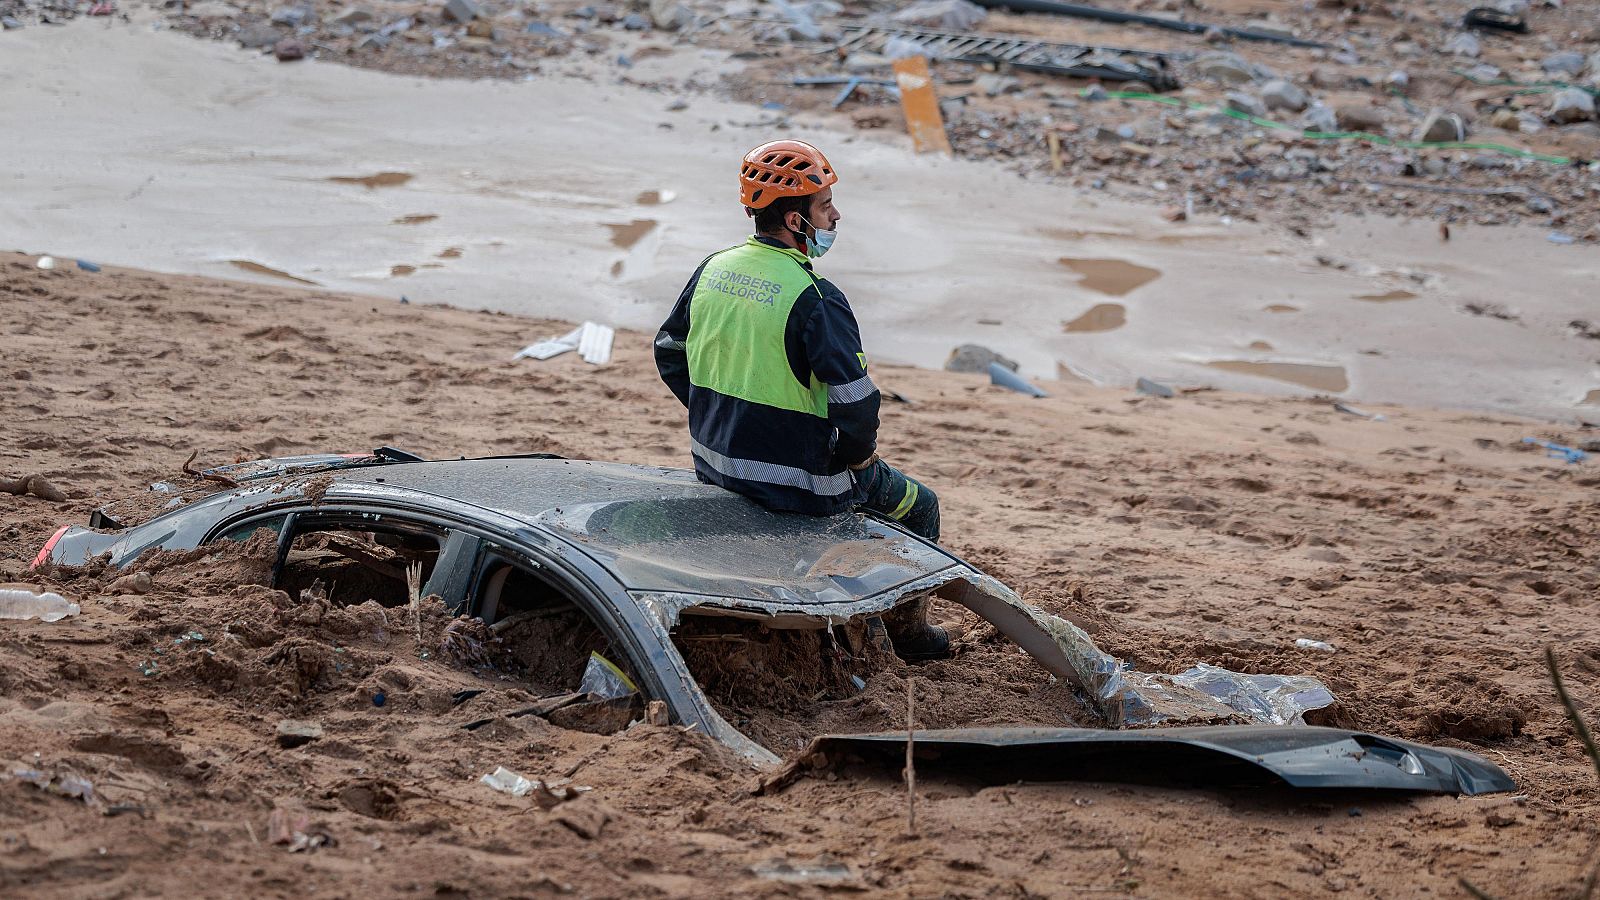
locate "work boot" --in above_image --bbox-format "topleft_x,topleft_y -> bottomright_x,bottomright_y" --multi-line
882,595 -> 958,662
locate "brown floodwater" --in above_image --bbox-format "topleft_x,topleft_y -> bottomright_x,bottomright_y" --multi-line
606,219 -> 658,250
1059,257 -> 1161,296
1265,304 -> 1299,313
392,213 -> 437,225
229,259 -> 318,285
1063,303 -> 1127,333
391,264 -> 415,277
1584,389 -> 1600,405
327,172 -> 413,189
1208,360 -> 1349,393
1355,290 -> 1417,302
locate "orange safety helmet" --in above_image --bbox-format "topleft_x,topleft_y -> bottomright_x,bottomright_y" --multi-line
739,140 -> 837,210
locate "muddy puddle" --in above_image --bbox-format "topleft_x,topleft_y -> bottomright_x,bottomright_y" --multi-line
1062,303 -> 1126,333
392,213 -> 437,225
605,219 -> 658,249
327,172 -> 413,189
391,265 -> 415,277
636,190 -> 676,205
1356,290 -> 1417,302
1248,340 -> 1273,351
1059,258 -> 1161,297
1584,389 -> 1600,406
437,247 -> 463,259
1265,304 -> 1299,313
1208,360 -> 1349,393
229,259 -> 318,285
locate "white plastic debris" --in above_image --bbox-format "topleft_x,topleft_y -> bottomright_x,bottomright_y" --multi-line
513,321 -> 614,366
480,766 -> 535,797
1295,638 -> 1336,652
0,588 -> 80,622
35,255 -> 56,270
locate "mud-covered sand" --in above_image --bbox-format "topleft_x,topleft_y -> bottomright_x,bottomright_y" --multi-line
3,253 -> 1599,897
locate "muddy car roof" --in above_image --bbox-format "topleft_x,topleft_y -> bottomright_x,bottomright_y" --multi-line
330,458 -> 962,606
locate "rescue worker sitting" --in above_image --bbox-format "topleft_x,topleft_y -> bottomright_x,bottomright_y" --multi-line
653,139 -> 952,661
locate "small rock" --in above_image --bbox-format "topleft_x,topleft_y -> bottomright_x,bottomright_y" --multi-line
946,344 -> 1018,374
1334,104 -> 1386,132
1135,377 -> 1174,398
466,18 -> 493,37
1195,51 -> 1256,84
976,73 -> 1021,96
1260,79 -> 1308,113
276,720 -> 324,749
1225,91 -> 1267,118
442,0 -> 480,23
1414,108 -> 1466,143
273,38 -> 306,61
1542,51 -> 1586,76
1308,67 -> 1342,90
1549,88 -> 1595,123
108,572 -> 153,595
1494,0 -> 1529,13
330,7 -> 374,26
269,4 -> 310,26
35,255 -> 55,270
1385,70 -> 1410,93
647,0 -> 693,30
1487,107 -> 1521,131
354,31 -> 390,49
890,0 -> 985,30
666,97 -> 688,111
1301,103 -> 1338,133
237,23 -> 284,49
1443,32 -> 1480,58
1,15 -> 23,28
620,12 -> 650,29
524,20 -> 564,38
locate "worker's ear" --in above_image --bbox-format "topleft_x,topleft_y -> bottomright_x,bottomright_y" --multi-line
784,209 -> 807,234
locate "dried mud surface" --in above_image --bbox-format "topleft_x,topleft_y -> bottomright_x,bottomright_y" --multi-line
3,253 -> 1599,897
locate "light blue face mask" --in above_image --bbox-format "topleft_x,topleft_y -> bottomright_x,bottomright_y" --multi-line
797,215 -> 837,259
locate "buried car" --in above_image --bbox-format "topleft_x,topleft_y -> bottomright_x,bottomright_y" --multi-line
34,450 -> 1514,794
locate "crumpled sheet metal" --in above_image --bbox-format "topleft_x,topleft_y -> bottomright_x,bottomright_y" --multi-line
640,569 -> 1335,762
934,574 -> 1336,728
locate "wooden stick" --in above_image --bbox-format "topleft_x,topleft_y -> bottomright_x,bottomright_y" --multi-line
407,562 -> 423,652
906,677 -> 917,835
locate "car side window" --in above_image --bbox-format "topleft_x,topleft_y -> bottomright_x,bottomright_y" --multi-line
215,515 -> 289,544
471,551 -> 638,706
279,518 -> 444,607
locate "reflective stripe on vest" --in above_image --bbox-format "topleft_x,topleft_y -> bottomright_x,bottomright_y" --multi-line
690,439 -> 853,496
685,238 -> 829,417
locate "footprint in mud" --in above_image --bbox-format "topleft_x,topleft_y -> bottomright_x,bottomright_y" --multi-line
1062,303 -> 1126,333
1059,258 -> 1161,297
1207,360 -> 1350,393
327,172 -> 413,189
230,260 -> 319,286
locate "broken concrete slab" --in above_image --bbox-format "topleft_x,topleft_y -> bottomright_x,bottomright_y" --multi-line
1259,79 -> 1308,113
1549,89 -> 1595,124
276,720 -> 324,748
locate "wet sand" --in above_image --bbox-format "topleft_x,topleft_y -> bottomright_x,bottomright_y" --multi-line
2,23 -> 1598,421
3,255 -> 1598,897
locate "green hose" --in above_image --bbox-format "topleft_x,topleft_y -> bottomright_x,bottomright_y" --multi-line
1450,68 -> 1599,97
1088,89 -> 1576,165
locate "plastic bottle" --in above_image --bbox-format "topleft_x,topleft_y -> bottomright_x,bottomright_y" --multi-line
0,588 -> 80,622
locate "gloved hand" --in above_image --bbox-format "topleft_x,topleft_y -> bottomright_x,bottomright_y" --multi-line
848,452 -> 880,472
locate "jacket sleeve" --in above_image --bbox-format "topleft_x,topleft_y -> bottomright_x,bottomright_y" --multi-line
654,264 -> 702,409
802,285 -> 880,468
